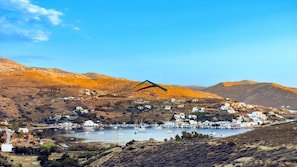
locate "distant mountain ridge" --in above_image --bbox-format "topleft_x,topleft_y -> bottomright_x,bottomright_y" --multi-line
171,85 -> 206,91
204,80 -> 297,108
2,58 -> 297,108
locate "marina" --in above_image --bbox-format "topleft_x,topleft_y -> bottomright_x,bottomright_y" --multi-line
62,126 -> 252,144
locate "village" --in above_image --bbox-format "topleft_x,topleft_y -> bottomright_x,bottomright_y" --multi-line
0,95 -> 292,154
46,94 -> 289,130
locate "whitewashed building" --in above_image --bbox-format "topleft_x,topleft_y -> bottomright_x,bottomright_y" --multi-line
83,120 -> 98,127
18,128 -> 29,133
192,107 -> 199,112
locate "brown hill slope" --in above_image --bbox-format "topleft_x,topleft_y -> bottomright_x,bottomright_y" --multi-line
204,80 -> 297,108
0,58 -> 221,121
0,58 -> 220,99
101,121 -> 297,167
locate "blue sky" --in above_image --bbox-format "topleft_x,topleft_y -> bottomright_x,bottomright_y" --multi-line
0,0 -> 297,87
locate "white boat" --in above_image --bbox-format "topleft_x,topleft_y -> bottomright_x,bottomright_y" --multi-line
134,125 -> 146,133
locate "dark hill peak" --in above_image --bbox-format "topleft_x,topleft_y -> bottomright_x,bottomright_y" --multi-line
205,81 -> 297,108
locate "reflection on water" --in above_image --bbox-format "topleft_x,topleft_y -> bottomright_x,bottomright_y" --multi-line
62,127 -> 251,144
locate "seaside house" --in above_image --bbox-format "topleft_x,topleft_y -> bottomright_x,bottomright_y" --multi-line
188,114 -> 197,120
247,111 -> 267,124
173,113 -> 186,122
83,120 -> 98,127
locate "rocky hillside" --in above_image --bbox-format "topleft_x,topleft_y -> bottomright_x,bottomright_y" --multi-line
99,121 -> 297,167
0,58 -> 221,122
0,58 -> 220,99
204,80 -> 297,108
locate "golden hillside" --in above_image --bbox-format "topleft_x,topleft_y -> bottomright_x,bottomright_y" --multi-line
0,58 -> 220,99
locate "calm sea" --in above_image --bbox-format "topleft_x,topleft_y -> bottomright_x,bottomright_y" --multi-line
62,127 -> 251,144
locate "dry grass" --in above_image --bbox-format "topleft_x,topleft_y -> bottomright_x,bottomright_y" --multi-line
1,153 -> 40,167
100,121 -> 297,167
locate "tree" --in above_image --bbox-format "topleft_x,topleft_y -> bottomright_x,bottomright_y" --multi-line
175,134 -> 182,141
9,119 -> 19,131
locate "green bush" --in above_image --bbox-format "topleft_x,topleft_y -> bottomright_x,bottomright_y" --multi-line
180,131 -> 209,140
175,134 -> 182,141
0,155 -> 11,167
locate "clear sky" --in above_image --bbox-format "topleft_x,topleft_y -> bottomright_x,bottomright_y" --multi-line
0,0 -> 297,87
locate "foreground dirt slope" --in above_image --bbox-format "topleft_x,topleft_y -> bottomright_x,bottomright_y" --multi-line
100,121 -> 297,167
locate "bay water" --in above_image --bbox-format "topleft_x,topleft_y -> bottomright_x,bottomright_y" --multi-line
62,127 -> 251,144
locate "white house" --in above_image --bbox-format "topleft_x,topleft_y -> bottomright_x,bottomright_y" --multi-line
137,106 -> 144,111
220,103 -> 236,113
188,114 -> 197,120
179,113 -> 186,119
83,120 -> 98,127
173,113 -> 186,122
177,104 -> 185,108
1,144 -> 12,152
192,107 -> 199,112
200,107 -> 205,113
81,109 -> 89,114
165,106 -> 172,110
144,105 -> 152,110
170,98 -> 176,103
63,97 -> 75,101
192,99 -> 199,103
174,114 -> 181,120
192,107 -> 205,113
18,127 -> 29,133
247,111 -> 267,124
75,106 -> 84,111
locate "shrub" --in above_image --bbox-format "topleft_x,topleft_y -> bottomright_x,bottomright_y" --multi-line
175,134 -> 182,141
180,131 -> 209,141
50,154 -> 79,167
0,154 -> 11,167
